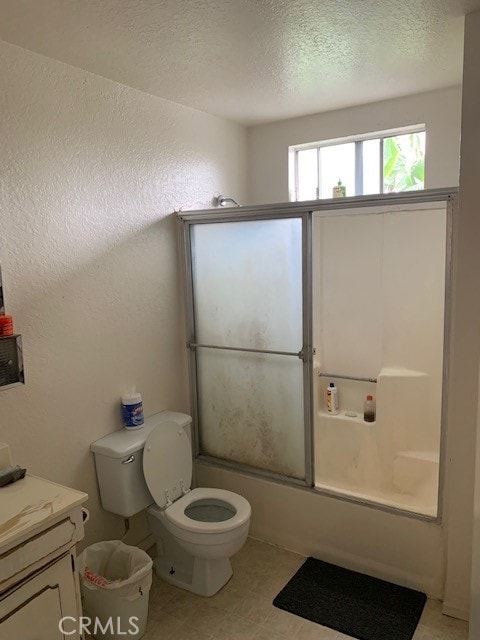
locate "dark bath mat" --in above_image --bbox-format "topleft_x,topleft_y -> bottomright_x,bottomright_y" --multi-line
273,557 -> 426,640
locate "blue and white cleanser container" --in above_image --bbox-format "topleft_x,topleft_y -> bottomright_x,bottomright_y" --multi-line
122,392 -> 144,429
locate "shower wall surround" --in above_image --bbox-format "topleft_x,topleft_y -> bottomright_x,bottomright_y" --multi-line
313,204 -> 447,516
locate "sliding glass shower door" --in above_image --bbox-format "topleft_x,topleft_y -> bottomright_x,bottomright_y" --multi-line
185,214 -> 312,484
180,189 -> 455,519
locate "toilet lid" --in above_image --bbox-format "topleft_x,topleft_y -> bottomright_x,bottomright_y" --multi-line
143,421 -> 192,508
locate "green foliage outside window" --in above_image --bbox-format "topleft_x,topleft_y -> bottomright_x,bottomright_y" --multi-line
383,132 -> 425,192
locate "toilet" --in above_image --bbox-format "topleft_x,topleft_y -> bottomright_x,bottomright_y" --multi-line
91,411 -> 251,596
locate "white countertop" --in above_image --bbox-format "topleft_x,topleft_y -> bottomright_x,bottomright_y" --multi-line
0,474 -> 88,549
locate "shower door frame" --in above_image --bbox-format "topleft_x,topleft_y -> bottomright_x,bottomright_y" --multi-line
179,187 -> 457,522
180,209 -> 314,488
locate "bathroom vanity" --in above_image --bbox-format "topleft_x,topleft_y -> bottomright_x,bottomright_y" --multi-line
0,474 -> 88,640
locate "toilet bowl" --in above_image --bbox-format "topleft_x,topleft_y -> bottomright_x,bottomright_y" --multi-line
147,487 -> 250,595
152,487 -> 250,558
91,411 -> 251,597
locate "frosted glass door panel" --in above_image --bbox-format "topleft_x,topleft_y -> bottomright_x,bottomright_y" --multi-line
197,348 -> 305,479
191,219 -> 302,351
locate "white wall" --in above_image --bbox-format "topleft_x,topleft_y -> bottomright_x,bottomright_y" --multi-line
0,40 -> 246,548
247,86 -> 462,204
446,9 -> 480,625
471,360 -> 480,637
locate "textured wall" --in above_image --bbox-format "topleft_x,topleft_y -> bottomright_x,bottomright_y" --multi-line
247,86 -> 462,204
444,9 -> 480,622
0,40 -> 246,547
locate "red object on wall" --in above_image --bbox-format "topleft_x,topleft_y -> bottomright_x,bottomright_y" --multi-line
0,315 -> 14,336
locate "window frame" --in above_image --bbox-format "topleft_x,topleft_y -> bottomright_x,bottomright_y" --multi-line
289,125 -> 426,201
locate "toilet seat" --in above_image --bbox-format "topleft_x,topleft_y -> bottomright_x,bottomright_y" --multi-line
165,487 -> 251,534
143,421 -> 192,508
143,422 -> 251,538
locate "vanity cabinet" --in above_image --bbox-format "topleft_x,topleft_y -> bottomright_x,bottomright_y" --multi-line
0,475 -> 88,640
0,554 -> 78,640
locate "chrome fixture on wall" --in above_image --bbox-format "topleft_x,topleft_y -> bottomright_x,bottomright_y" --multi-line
213,194 -> 240,207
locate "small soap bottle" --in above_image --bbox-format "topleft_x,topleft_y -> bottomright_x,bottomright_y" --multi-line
364,395 -> 376,423
327,382 -> 339,415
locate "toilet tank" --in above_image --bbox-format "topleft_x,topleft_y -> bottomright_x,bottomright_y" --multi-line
91,411 -> 192,518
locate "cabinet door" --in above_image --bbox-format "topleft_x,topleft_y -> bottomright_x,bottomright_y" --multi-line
0,554 -> 80,640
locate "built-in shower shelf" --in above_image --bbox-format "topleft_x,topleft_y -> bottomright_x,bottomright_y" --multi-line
317,410 -> 375,425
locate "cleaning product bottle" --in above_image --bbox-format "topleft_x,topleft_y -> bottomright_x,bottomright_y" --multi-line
364,395 -> 376,422
327,382 -> 339,415
332,179 -> 346,198
122,391 -> 144,429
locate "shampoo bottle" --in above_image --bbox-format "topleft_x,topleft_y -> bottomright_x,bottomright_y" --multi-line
327,382 -> 339,415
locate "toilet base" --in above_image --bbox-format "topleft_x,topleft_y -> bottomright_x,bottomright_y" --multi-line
147,504 -> 243,597
154,553 -> 233,597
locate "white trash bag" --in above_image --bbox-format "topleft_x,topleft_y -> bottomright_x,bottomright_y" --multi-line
77,540 -> 153,640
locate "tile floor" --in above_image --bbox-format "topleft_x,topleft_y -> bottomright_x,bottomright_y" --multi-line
144,538 -> 469,640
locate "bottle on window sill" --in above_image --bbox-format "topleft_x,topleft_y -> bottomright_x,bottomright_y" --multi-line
332,179 -> 346,198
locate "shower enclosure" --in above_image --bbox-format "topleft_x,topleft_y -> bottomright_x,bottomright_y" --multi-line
179,189 -> 454,520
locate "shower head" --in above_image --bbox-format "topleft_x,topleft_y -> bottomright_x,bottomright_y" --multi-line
214,194 -> 240,207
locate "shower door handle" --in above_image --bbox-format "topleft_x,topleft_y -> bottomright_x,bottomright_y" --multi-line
187,341 -> 305,359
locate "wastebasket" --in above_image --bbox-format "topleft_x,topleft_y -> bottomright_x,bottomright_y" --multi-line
77,540 -> 153,640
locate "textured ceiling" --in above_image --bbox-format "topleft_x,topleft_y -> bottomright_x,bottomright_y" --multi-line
0,0 -> 478,124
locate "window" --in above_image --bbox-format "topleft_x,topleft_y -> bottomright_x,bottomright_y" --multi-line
290,127 -> 425,201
